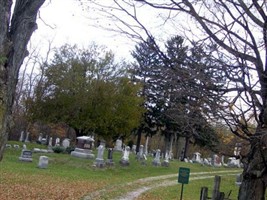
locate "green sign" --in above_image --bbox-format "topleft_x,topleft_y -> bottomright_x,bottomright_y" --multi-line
178,167 -> 190,184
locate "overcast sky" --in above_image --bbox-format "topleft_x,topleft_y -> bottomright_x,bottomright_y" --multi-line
30,0 -> 137,61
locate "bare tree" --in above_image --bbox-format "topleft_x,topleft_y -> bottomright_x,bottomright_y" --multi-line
0,0 -> 46,160
87,1 -> 267,199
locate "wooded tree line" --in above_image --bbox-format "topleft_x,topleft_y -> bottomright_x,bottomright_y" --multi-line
14,38 -> 222,154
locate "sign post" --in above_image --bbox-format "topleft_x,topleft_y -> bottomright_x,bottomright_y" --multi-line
178,167 -> 190,200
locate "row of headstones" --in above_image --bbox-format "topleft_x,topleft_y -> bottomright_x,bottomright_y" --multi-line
92,145 -> 171,168
114,139 -> 173,160
187,152 -> 242,168
18,131 -> 71,148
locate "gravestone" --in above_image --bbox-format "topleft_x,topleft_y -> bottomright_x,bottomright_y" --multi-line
192,152 -> 202,164
132,145 -> 136,153
212,154 -> 222,167
19,131 -> 24,142
62,138 -> 70,148
94,145 -> 105,168
106,148 -> 114,166
203,158 -> 211,166
38,133 -> 43,143
120,146 -> 130,166
162,152 -> 170,167
227,157 -> 240,168
71,136 -> 95,159
24,132 -> 30,143
137,145 -> 144,160
55,137 -> 60,146
13,144 -> 20,149
19,149 -> 33,162
38,156 -> 49,169
48,137 -> 53,147
152,149 -> 161,166
114,139 -> 123,151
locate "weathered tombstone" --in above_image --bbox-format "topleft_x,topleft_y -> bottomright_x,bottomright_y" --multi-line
114,139 -> 123,151
22,144 -> 27,150
132,145 -> 136,153
62,138 -> 70,148
162,152 -> 170,167
192,152 -> 202,164
120,146 -> 130,166
227,157 -> 240,168
212,154 -> 222,167
33,148 -> 41,153
94,145 -> 105,168
38,156 -> 49,169
152,149 -> 161,166
221,155 -> 227,167
19,131 -> 24,142
41,137 -> 47,145
19,149 -> 33,162
48,137 -> 53,147
38,133 -> 43,143
5,144 -> 12,148
13,144 -> 20,149
55,137 -> 60,146
203,158 -> 211,166
137,145 -> 144,160
71,136 -> 95,159
106,148 -> 114,166
24,132 -> 30,143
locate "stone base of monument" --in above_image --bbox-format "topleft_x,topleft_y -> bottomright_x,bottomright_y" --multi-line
119,159 -> 129,166
152,161 -> 161,166
19,157 -> 33,162
94,158 -> 106,168
71,148 -> 95,159
161,161 -> 169,167
106,159 -> 115,166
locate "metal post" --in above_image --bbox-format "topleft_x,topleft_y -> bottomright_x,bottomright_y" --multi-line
180,184 -> 184,200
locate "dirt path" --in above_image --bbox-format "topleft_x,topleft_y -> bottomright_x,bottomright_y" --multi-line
82,170 -> 241,200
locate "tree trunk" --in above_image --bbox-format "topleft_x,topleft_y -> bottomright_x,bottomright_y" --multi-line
0,0 -> 45,161
183,137 -> 190,160
238,132 -> 267,200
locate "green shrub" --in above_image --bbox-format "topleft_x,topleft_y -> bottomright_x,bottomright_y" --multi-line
52,146 -> 65,153
65,146 -> 75,154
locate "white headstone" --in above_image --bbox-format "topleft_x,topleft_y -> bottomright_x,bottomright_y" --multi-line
122,146 -> 130,161
192,152 -> 202,163
152,149 -> 161,166
38,156 -> 49,169
24,132 -> 30,143
38,133 -> 42,142
114,139 -> 122,151
48,137 -> 53,146
19,131 -> 24,142
62,138 -> 70,148
55,138 -> 60,146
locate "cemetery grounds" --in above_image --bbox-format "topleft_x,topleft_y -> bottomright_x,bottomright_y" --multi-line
0,141 -> 242,200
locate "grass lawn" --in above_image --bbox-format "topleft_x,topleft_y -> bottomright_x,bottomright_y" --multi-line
0,141 -> 242,200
